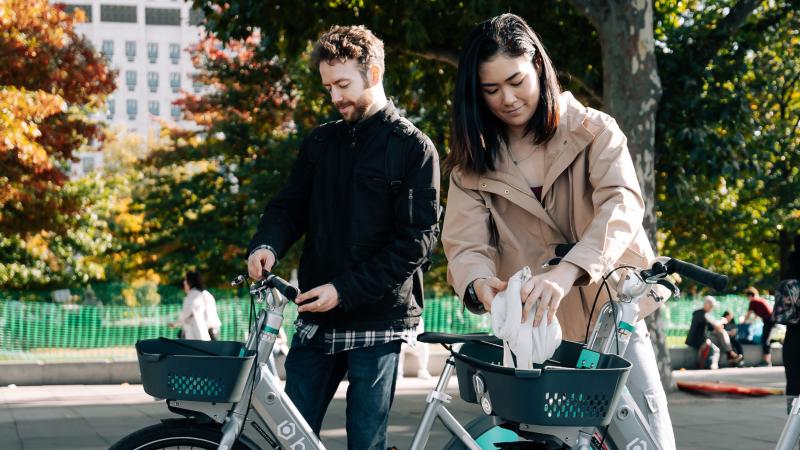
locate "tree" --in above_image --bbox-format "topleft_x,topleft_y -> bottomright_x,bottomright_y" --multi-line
0,0 -> 116,290
656,0 -> 799,290
125,33 -> 301,286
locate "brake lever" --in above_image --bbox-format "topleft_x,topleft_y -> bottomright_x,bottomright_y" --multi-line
656,279 -> 680,298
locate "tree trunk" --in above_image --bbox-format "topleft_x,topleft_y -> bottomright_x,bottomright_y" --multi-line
569,0 -> 671,389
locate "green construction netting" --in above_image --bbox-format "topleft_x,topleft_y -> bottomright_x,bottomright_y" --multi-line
0,294 -> 767,361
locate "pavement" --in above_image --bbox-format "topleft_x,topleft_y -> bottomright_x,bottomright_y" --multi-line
0,367 -> 794,450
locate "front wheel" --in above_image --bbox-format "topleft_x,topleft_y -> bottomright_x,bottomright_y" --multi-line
109,420 -> 249,450
442,415 -> 523,450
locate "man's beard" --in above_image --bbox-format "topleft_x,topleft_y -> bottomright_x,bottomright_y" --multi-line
337,89 -> 373,123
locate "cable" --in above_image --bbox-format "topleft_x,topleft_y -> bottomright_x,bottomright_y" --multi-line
583,265 -> 638,351
598,424 -> 610,449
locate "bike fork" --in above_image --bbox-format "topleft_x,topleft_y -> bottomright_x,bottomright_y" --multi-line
776,395 -> 800,450
409,355 -> 481,450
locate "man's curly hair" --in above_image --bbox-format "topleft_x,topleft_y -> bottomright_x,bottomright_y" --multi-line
310,25 -> 385,80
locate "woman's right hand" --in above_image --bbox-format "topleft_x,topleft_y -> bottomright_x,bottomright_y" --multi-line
473,277 -> 508,312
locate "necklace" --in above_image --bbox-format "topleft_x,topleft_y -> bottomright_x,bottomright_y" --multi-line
506,142 -> 537,165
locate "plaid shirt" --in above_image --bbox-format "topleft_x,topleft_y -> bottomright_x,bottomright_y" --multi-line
293,318 -> 419,354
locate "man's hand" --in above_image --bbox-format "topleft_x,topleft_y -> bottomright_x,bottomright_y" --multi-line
296,283 -> 340,313
248,249 -> 276,280
474,277 -> 508,313
521,262 -> 583,326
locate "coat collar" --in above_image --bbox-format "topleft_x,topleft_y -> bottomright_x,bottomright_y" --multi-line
470,92 -> 601,238
540,91 -> 598,198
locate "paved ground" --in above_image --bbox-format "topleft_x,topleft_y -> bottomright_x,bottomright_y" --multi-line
0,367 -> 794,449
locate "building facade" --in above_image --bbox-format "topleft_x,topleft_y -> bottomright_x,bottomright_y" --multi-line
56,1 -> 205,176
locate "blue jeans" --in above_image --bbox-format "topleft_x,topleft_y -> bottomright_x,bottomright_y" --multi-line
284,336 -> 401,450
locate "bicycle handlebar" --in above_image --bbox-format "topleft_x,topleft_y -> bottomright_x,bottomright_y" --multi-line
552,242 -> 727,291
261,270 -> 300,301
665,259 -> 728,291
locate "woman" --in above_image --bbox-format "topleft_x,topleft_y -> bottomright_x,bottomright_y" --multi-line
170,270 -> 211,341
773,249 -> 800,413
442,14 -> 675,449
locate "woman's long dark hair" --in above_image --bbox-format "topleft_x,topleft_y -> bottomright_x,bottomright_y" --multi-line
185,270 -> 204,290
448,13 -> 561,174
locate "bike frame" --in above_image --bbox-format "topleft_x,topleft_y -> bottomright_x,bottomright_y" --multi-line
776,395 -> 800,450
162,287 -> 325,450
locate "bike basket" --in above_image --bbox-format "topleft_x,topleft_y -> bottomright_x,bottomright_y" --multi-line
136,338 -> 256,403
453,339 -> 631,427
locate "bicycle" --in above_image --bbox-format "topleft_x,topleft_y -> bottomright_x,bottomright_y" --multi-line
109,254 -> 800,450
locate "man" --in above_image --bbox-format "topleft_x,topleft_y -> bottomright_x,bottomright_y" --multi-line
721,310 -> 744,356
246,25 -> 439,449
744,286 -> 774,366
685,296 -> 744,369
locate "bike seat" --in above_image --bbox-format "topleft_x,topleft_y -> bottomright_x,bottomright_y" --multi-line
417,332 -> 501,345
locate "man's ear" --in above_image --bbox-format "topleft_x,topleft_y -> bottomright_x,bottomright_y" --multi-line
368,65 -> 381,87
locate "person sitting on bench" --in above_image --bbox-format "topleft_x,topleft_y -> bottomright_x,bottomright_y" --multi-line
686,296 -> 744,369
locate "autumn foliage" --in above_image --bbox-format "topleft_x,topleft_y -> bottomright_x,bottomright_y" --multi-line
0,0 -> 116,235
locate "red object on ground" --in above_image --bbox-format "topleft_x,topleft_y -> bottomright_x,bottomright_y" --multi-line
676,380 -> 783,396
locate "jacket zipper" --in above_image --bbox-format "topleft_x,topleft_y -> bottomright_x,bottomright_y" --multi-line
408,189 -> 414,223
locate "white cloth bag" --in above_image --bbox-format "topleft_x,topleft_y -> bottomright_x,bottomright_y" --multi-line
491,266 -> 562,369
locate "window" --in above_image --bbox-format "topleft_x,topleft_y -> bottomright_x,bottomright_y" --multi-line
106,99 -> 115,117
169,72 -> 181,93
125,41 -> 136,62
189,9 -> 204,26
169,43 -> 180,64
82,157 -> 95,173
100,5 -> 136,23
127,99 -> 138,120
147,72 -> 159,93
148,100 -> 160,116
64,4 -> 92,22
170,104 -> 181,120
192,77 -> 202,93
101,40 -> 113,59
147,43 -> 158,63
125,70 -> 137,91
145,8 -> 180,26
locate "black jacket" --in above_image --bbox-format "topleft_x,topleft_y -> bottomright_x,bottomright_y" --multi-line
685,309 -> 714,349
248,101 -> 440,330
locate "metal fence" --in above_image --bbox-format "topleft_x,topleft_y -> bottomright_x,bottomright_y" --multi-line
0,294 -> 763,361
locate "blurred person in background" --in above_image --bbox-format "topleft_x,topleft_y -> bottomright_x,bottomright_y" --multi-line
204,287 -> 222,340
721,310 -> 744,356
686,296 -> 743,368
773,247 -> 800,413
744,286 -> 774,366
169,270 -> 210,341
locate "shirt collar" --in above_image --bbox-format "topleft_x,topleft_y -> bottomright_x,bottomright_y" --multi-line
350,99 -> 397,134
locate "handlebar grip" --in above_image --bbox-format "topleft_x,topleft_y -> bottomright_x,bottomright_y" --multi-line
667,259 -> 728,291
262,270 -> 299,301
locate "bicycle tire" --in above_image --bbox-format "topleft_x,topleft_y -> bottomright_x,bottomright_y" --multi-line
108,420 -> 250,450
442,415 -> 523,450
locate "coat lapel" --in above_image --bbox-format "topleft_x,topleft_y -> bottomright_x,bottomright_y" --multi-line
540,93 -> 596,199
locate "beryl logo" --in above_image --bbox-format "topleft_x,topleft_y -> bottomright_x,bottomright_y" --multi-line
278,420 -> 307,449
626,437 -> 647,450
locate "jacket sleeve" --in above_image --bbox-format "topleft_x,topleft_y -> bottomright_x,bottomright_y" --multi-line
561,118 -> 646,284
178,290 -> 202,323
331,136 -> 440,310
441,169 -> 499,314
247,134 -> 316,259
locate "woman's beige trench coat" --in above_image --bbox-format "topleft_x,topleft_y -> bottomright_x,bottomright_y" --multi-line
443,91 -> 658,342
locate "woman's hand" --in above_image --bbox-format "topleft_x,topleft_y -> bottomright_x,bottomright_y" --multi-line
520,262 -> 584,326
473,277 -> 508,312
